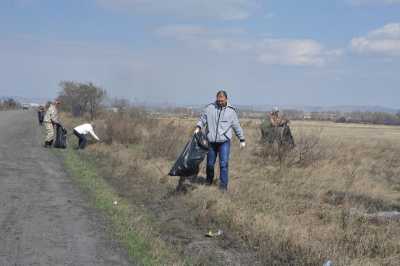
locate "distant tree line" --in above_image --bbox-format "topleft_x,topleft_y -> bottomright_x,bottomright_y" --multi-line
0,98 -> 20,110
57,81 -> 106,120
283,109 -> 400,126
335,111 -> 400,126
238,108 -> 400,126
55,82 -> 400,126
155,107 -> 199,118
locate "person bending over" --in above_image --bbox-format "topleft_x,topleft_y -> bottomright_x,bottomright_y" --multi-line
73,123 -> 100,149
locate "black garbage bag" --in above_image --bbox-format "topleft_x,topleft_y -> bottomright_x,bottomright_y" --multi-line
169,131 -> 209,177
281,124 -> 295,147
54,123 -> 67,149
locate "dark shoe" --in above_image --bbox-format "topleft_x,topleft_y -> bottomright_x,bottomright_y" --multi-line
176,181 -> 186,193
219,186 -> 228,192
43,141 -> 51,148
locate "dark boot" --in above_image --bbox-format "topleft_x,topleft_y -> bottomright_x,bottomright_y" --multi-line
206,166 -> 214,185
44,140 -> 54,148
176,176 -> 187,193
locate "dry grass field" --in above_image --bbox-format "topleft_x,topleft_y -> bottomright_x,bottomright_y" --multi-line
63,111 -> 400,265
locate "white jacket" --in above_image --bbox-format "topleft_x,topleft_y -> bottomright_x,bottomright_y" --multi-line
197,102 -> 245,143
74,124 -> 100,141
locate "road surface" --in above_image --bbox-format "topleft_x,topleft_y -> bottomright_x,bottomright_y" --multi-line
0,110 -> 131,266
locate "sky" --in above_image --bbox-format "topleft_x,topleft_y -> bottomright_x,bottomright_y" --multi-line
0,0 -> 399,108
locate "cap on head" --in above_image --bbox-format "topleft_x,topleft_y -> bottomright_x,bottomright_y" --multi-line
270,106 -> 279,115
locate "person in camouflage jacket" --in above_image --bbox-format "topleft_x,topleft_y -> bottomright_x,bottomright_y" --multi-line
43,100 -> 61,148
260,107 -> 294,147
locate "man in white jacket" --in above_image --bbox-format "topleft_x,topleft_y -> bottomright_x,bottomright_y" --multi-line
73,123 -> 100,149
195,90 -> 246,190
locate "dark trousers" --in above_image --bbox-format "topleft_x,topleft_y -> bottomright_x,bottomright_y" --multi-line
38,111 -> 44,125
206,140 -> 231,190
73,130 -> 87,149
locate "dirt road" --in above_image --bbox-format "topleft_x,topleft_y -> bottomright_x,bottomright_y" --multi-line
0,111 -> 131,266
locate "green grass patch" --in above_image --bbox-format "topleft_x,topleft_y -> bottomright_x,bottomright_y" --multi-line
61,147 -> 184,266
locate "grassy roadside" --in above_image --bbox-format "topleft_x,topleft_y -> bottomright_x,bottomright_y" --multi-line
59,147 -> 185,266
58,111 -> 400,265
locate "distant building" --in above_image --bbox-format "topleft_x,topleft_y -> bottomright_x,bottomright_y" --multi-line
21,103 -> 41,109
304,112 -> 337,121
106,107 -> 119,113
303,113 -> 312,120
29,103 -> 40,108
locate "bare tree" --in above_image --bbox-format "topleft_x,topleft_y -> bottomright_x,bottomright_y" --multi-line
58,81 -> 106,120
85,82 -> 106,120
111,98 -> 130,112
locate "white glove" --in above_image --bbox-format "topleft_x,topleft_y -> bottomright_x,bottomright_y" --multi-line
240,142 -> 246,149
194,127 -> 200,134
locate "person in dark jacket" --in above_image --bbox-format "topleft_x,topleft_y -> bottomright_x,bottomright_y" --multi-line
37,106 -> 45,126
195,90 -> 246,190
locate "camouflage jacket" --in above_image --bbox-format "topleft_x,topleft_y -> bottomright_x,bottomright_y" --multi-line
43,104 -> 59,124
270,115 -> 287,127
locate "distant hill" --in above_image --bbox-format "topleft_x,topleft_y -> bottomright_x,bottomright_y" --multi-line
234,104 -> 399,114
297,105 -> 398,114
147,103 -> 399,114
2,95 -> 398,114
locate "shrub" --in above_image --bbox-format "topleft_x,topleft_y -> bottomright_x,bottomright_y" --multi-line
102,108 -> 189,161
292,127 -> 325,167
258,127 -> 325,168
103,109 -> 149,145
143,121 -> 189,161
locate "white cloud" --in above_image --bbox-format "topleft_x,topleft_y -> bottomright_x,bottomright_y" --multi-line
156,25 -> 341,66
348,0 -> 400,6
255,39 -> 341,66
207,38 -> 252,52
368,23 -> 400,39
96,0 -> 258,20
156,25 -> 212,41
351,23 -> 400,56
205,38 -> 338,66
